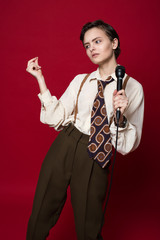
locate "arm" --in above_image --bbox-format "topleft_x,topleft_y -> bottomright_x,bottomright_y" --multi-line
38,79 -> 77,130
26,57 -> 78,130
111,79 -> 144,155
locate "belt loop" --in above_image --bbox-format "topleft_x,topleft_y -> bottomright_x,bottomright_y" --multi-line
63,123 -> 71,133
64,123 -> 75,136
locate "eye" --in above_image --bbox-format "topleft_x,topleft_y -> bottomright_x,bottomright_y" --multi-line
85,45 -> 90,49
95,39 -> 101,44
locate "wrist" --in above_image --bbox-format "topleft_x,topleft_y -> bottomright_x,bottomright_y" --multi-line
114,115 -> 127,128
37,75 -> 45,83
37,76 -> 48,94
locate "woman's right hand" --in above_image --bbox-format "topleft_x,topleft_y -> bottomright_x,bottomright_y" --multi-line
26,57 -> 43,81
26,57 -> 48,94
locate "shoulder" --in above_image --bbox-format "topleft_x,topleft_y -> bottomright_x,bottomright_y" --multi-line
72,73 -> 89,83
126,74 -> 144,101
72,70 -> 97,84
126,74 -> 143,93
70,72 -> 95,87
65,73 -> 89,95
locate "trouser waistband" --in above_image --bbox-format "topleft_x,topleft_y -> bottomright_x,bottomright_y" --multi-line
63,123 -> 89,145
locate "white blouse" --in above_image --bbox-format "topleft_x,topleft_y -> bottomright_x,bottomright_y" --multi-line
38,68 -> 144,155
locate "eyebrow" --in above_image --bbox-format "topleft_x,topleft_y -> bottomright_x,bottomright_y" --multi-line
83,37 -> 102,46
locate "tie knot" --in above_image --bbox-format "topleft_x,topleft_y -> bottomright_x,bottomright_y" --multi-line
98,77 -> 113,91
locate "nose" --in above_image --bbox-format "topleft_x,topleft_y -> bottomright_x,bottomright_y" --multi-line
89,43 -> 95,52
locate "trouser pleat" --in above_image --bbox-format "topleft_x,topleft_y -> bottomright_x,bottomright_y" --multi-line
26,124 -> 109,240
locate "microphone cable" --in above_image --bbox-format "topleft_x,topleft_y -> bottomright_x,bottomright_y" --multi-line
98,114 -> 120,239
98,65 -> 125,239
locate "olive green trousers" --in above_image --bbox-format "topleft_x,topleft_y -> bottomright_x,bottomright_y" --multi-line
26,124 -> 109,240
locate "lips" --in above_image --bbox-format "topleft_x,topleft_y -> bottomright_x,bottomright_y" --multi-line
92,53 -> 99,58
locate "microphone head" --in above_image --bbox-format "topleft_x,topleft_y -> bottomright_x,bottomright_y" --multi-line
115,65 -> 125,79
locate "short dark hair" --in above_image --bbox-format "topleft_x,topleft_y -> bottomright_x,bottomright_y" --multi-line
80,20 -> 121,59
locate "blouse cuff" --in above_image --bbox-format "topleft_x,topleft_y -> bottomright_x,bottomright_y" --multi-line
38,89 -> 59,108
38,89 -> 52,102
110,119 -> 129,132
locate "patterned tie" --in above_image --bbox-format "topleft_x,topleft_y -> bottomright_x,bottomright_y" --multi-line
88,77 -> 114,168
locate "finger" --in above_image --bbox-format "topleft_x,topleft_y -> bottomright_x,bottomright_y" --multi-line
30,62 -> 41,70
35,57 -> 41,68
32,66 -> 41,71
113,89 -> 117,96
116,89 -> 126,96
114,99 -> 128,108
26,62 -> 39,72
114,95 -> 124,101
27,62 -> 36,70
114,96 -> 126,105
114,100 -> 128,112
27,57 -> 38,67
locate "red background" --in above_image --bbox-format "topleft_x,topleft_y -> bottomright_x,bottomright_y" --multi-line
0,0 -> 160,239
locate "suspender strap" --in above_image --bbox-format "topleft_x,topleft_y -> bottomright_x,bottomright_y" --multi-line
74,73 -> 91,122
74,74 -> 130,123
122,75 -> 130,90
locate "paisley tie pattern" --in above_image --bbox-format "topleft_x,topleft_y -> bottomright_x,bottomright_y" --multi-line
88,77 -> 114,168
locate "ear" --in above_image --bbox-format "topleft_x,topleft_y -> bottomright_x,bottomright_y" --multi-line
112,38 -> 118,50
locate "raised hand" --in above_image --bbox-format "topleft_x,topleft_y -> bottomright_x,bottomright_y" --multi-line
26,57 -> 43,80
26,57 -> 47,94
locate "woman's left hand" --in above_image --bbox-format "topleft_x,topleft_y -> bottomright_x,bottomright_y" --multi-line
113,89 -> 128,122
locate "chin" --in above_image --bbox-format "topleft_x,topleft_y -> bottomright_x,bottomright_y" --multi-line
91,56 -> 111,66
93,60 -> 105,66
90,58 -> 102,65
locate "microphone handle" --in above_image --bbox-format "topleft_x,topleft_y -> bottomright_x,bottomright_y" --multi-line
117,77 -> 122,91
116,77 -> 123,121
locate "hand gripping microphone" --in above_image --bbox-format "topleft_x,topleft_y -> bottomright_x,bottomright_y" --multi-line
115,65 -> 125,122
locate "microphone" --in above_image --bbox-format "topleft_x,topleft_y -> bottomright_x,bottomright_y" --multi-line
115,65 -> 125,122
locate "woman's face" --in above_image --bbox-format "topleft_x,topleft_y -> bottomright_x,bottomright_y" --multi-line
83,27 -> 118,65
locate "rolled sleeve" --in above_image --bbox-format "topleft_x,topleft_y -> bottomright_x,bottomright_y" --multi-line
110,121 -> 137,155
37,75 -> 82,130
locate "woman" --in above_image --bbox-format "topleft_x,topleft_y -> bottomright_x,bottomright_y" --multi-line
26,20 -> 144,240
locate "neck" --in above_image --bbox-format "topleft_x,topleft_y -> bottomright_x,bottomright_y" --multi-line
99,58 -> 117,80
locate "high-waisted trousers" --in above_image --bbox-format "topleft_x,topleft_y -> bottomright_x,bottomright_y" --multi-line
26,124 -> 109,240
